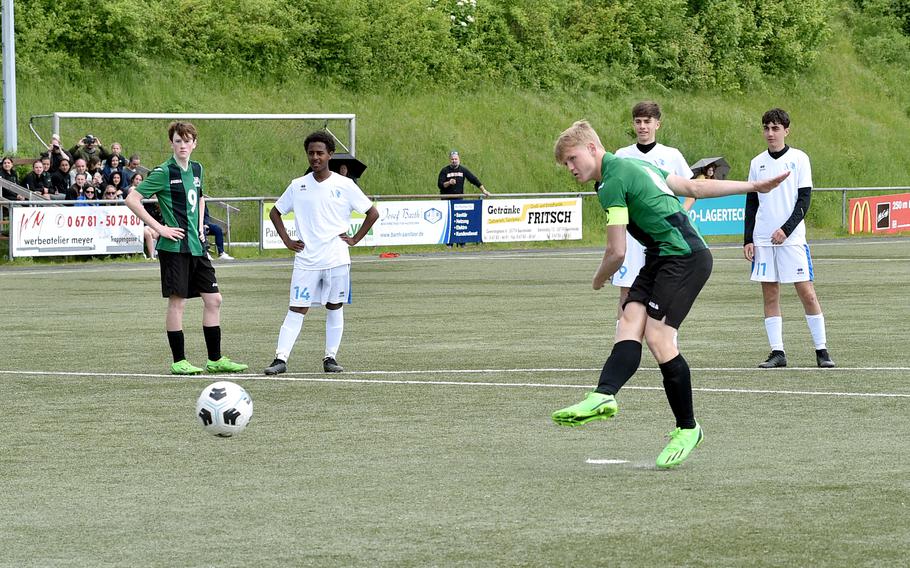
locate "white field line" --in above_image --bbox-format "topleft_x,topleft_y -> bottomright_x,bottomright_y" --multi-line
1,368 -> 909,399
1,238 -> 908,277
586,459 -> 630,465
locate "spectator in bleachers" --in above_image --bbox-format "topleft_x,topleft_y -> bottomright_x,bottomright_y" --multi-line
87,157 -> 103,180
122,172 -> 143,198
102,184 -> 120,201
142,198 -> 162,260
22,160 -> 53,196
75,184 -> 98,205
91,171 -> 105,190
1,156 -> 24,200
69,158 -> 89,186
203,207 -> 234,260
103,155 -> 125,185
1,156 -> 18,184
51,158 -> 72,194
108,170 -> 126,190
47,134 -> 72,172
104,142 -> 126,166
66,172 -> 91,201
122,154 -> 141,186
69,134 -> 106,165
40,153 -> 52,175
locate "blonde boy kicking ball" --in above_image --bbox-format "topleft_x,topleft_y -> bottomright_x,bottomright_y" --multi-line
550,120 -> 788,468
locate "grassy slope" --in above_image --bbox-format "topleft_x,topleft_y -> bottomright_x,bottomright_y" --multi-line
4,21 -> 910,243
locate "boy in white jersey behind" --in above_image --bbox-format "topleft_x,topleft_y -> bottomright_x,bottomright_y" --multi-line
613,101 -> 695,320
744,108 -> 834,368
264,131 -> 379,375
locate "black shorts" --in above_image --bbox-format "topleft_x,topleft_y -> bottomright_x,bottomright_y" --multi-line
158,250 -> 219,299
625,249 -> 713,329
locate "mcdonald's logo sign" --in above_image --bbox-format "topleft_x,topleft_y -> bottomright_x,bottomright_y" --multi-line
850,200 -> 872,234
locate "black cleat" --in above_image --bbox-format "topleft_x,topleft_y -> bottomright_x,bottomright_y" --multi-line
264,358 -> 287,375
758,350 -> 787,368
323,357 -> 344,373
816,349 -> 836,368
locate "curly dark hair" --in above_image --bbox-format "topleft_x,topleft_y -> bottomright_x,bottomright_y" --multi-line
304,131 -> 336,154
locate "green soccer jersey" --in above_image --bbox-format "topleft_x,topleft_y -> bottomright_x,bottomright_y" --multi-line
596,152 -> 706,257
136,156 -> 205,256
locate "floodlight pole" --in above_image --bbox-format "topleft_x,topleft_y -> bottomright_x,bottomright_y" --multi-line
2,0 -> 16,153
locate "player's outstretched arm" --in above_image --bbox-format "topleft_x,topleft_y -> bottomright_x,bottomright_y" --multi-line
667,171 -> 790,199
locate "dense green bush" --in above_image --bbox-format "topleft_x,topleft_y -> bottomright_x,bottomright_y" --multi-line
850,0 -> 910,66
13,0 -> 832,91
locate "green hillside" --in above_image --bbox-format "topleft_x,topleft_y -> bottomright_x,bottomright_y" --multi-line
4,6 -> 910,245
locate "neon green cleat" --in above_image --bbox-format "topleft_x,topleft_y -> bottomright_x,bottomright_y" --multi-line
656,424 -> 704,469
171,359 -> 203,375
551,392 -> 618,427
206,356 -> 249,373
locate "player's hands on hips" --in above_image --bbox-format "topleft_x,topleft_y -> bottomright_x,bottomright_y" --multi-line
752,171 -> 790,193
339,233 -> 357,246
770,228 -> 787,245
159,226 -> 185,241
284,239 -> 305,252
743,243 -> 754,261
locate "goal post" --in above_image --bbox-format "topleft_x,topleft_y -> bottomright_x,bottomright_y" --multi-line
49,112 -> 358,156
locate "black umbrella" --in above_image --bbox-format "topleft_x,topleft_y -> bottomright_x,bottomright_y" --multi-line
305,154 -> 368,180
330,154 -> 367,179
689,157 -> 730,180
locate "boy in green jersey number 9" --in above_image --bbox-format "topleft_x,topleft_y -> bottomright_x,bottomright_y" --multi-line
125,121 -> 247,376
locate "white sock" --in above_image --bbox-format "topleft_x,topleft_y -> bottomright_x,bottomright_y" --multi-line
765,316 -> 784,352
275,310 -> 305,362
325,307 -> 344,359
806,313 -> 827,350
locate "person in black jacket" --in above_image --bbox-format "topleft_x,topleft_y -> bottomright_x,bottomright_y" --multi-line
1,156 -> 24,200
21,160 -> 53,197
437,150 -> 490,197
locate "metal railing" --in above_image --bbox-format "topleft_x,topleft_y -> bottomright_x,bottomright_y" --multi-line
4,187 -> 907,259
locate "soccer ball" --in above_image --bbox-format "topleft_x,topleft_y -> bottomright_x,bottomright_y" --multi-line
196,381 -> 253,437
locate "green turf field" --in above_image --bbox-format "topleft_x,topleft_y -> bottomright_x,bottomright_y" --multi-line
1,240 -> 908,567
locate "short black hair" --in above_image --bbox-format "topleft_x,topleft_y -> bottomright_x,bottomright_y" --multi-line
762,108 -> 790,128
304,131 -> 335,154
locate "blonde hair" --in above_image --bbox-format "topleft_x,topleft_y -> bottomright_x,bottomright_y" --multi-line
554,120 -> 603,162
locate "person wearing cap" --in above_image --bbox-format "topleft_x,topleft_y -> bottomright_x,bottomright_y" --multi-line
69,134 -> 107,165
437,150 -> 491,197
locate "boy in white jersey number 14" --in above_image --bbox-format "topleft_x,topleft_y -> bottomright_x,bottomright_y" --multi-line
613,101 -> 695,323
263,131 -> 379,376
744,108 -> 834,369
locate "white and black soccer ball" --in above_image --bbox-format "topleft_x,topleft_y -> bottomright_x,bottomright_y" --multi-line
196,381 -> 253,437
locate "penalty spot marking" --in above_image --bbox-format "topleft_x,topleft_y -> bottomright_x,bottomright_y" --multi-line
586,459 -> 629,465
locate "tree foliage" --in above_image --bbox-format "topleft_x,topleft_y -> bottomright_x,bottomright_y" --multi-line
12,0 -> 832,91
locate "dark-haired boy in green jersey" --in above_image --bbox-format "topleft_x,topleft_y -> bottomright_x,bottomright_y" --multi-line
551,120 -> 788,468
125,121 -> 247,375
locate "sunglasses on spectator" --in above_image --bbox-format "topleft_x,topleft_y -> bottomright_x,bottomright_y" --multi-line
85,189 -> 95,193
104,192 -> 116,197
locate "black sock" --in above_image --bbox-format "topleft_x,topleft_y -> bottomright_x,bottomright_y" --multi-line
595,340 -> 642,395
203,325 -> 222,362
167,330 -> 186,363
660,353 -> 696,429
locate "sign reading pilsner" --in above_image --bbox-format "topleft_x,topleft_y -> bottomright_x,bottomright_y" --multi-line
849,193 -> 910,234
482,198 -> 582,243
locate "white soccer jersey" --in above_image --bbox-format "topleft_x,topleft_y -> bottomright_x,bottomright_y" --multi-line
611,143 -> 693,287
615,143 -> 694,179
275,171 -> 373,270
748,147 -> 812,246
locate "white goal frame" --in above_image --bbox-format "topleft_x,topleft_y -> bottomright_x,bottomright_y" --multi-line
48,112 -> 358,155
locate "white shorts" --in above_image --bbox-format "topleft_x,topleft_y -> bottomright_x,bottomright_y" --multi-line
289,264 -> 351,307
611,232 -> 646,288
750,245 -> 814,283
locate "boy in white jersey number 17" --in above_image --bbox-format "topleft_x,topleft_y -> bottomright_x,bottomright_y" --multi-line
613,101 -> 695,322
263,131 -> 379,376
744,108 -> 834,368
